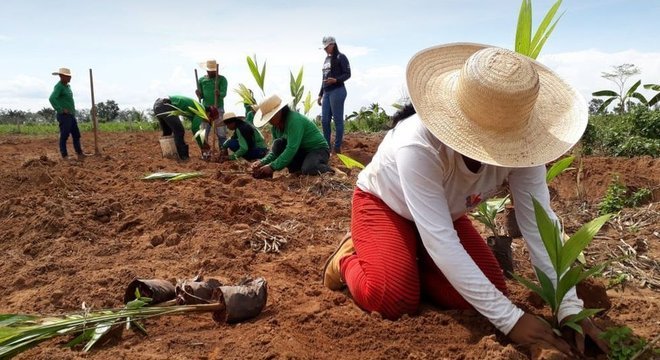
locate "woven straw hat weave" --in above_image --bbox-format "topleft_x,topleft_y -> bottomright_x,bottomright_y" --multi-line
253,94 -> 293,128
406,43 -> 587,167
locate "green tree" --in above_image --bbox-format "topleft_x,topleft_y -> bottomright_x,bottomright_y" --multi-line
96,100 -> 120,122
588,98 -> 605,115
592,64 -> 647,114
36,107 -> 56,122
643,83 -> 660,107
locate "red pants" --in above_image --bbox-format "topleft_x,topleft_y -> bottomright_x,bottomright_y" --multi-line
341,188 -> 507,320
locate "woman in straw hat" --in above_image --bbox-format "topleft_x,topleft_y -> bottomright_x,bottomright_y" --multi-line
322,43 -> 609,355
251,94 -> 333,178
221,112 -> 268,161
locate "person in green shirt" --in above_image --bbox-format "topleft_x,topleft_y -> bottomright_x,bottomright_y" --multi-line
49,67 -> 84,159
156,95 -> 215,159
251,95 -> 333,178
196,59 -> 228,152
221,112 -> 268,161
153,97 -> 190,160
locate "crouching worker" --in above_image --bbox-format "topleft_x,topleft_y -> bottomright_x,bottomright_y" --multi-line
153,97 -> 189,160
251,94 -> 333,179
155,95 -> 214,160
221,112 -> 268,161
323,44 -> 610,356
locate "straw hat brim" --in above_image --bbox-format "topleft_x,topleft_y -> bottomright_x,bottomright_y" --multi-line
406,42 -> 587,167
198,62 -> 221,71
52,72 -> 71,76
253,96 -> 294,128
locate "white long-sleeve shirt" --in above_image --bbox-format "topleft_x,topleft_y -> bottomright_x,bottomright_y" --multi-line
356,114 -> 583,334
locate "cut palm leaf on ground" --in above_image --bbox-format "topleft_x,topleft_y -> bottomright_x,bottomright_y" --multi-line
336,154 -> 365,169
0,292 -> 223,358
142,172 -> 203,181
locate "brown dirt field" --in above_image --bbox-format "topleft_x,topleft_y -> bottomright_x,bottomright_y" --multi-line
0,131 -> 658,360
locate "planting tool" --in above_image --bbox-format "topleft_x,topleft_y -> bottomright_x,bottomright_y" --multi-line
194,69 -> 201,101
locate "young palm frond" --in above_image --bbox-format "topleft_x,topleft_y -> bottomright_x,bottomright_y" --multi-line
0,292 -> 222,358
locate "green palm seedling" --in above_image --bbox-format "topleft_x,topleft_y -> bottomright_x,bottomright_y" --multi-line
290,67 -> 305,112
546,155 -> 574,183
247,54 -> 267,96
302,91 -> 314,117
0,290 -> 223,358
512,197 -> 613,334
515,0 -> 564,59
471,196 -> 511,239
234,83 -> 257,106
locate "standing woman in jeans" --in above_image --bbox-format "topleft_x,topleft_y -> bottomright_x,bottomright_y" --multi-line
317,36 -> 351,154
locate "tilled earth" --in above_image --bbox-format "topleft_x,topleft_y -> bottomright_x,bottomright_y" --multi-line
0,131 -> 658,359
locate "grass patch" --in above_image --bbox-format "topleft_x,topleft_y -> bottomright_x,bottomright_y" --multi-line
0,122 -> 159,135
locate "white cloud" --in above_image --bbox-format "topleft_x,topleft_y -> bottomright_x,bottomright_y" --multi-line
539,49 -> 660,104
0,35 -> 11,42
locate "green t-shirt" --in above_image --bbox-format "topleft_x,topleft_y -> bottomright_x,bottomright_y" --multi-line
260,111 -> 328,171
198,75 -> 228,109
222,121 -> 267,160
168,95 -> 199,119
49,81 -> 75,114
244,103 -> 255,125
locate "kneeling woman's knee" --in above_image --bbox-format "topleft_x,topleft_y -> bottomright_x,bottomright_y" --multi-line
359,281 -> 420,320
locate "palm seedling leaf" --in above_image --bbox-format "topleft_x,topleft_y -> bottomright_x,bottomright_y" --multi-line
558,213 -> 612,274
546,155 -> 574,183
336,153 -> 365,169
515,0 -> 532,55
532,197 -> 562,272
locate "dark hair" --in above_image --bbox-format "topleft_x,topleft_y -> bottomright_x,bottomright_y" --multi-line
279,105 -> 291,120
387,102 -> 416,128
330,44 -> 341,72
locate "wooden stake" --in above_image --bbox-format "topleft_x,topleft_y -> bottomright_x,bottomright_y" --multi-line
89,68 -> 100,155
211,64 -> 219,154
194,69 -> 201,101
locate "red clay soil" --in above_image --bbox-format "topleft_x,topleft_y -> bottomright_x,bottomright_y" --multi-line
0,131 -> 658,360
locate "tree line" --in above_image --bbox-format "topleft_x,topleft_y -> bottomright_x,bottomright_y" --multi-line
0,100 -> 154,125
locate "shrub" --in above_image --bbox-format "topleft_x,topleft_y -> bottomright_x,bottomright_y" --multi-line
581,108 -> 660,157
345,103 -> 390,133
598,176 -> 653,215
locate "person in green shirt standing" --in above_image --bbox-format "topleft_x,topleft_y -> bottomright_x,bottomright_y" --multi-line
49,67 -> 84,159
196,59 -> 228,152
221,112 -> 268,161
251,95 -> 333,178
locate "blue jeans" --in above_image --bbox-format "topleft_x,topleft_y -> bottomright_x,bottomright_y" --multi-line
226,138 -> 268,161
56,113 -> 83,157
321,86 -> 347,152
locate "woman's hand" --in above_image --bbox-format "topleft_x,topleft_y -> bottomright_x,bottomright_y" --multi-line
250,160 -> 262,170
324,77 -> 337,85
509,313 -> 573,356
317,96 -> 322,106
566,317 -> 610,355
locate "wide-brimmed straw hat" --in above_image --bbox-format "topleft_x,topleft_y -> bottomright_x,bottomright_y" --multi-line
222,112 -> 245,124
52,68 -> 72,76
199,59 -> 219,71
406,42 -> 587,168
253,95 -> 293,128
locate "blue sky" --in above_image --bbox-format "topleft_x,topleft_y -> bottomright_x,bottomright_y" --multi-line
1,0 -> 659,116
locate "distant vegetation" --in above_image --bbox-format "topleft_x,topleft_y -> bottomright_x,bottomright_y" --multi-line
582,105 -> 659,157
0,100 -> 157,135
